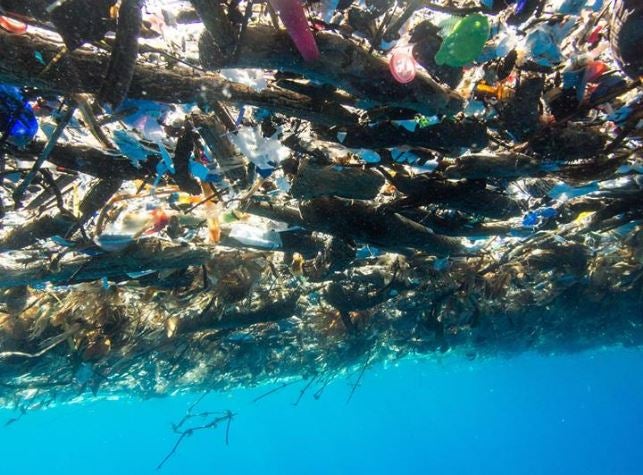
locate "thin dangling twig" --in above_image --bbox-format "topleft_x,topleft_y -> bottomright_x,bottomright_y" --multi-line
12,98 -> 77,208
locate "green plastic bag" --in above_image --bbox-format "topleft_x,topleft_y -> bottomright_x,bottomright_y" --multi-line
435,13 -> 490,67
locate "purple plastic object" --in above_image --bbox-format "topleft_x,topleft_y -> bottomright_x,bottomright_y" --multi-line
515,0 -> 528,14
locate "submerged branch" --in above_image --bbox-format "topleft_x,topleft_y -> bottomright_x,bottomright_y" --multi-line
0,30 -> 357,126
0,240 -> 209,288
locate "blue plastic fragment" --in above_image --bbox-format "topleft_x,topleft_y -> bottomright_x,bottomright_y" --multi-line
433,257 -> 450,271
523,207 -> 558,227
0,84 -> 38,146
189,160 -> 221,183
356,245 -> 381,259
154,139 -> 175,188
113,129 -> 154,164
307,291 -> 320,305
256,165 -> 274,179
522,211 -> 538,226
235,106 -> 246,127
51,235 -> 76,247
562,70 -> 583,90
590,75 -> 626,103
539,207 -> 557,219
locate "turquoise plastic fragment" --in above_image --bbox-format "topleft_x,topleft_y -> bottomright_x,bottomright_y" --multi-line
435,13 -> 490,67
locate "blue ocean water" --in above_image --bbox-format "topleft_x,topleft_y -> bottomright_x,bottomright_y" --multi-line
1,349 -> 642,475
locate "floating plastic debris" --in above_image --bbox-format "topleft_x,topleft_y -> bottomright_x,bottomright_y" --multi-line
269,0 -> 320,62
229,223 -> 282,249
0,15 -> 27,34
435,13 -> 490,67
0,0 -> 640,417
389,46 -> 417,84
0,85 -> 38,146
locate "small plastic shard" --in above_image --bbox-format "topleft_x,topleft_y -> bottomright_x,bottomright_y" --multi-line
229,223 -> 283,249
94,234 -> 135,252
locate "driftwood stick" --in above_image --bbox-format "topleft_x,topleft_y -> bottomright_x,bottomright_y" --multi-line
299,197 -> 464,256
381,171 -> 523,220
97,0 -> 143,108
171,126 -> 201,195
247,197 -> 464,256
12,142 -> 159,180
0,30 -> 357,126
199,24 -> 463,116
442,153 -> 547,179
0,214 -> 77,251
398,209 -> 524,238
12,99 -> 76,207
442,153 -> 624,181
318,120 -> 489,151
191,113 -> 248,184
291,160 -> 385,200
2,177 -> 124,251
193,293 -> 299,332
0,240 -> 209,288
245,201 -> 306,226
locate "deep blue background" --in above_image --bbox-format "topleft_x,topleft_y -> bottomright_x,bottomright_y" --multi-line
1,349 -> 642,475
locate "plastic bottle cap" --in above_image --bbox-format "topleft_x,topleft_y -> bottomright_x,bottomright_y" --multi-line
389,46 -> 416,84
0,15 -> 27,35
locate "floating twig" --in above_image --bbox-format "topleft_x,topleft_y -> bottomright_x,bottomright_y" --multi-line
313,376 -> 333,400
97,0 -> 144,109
157,410 -> 234,470
347,351 -> 374,404
252,380 -> 297,403
12,98 -> 76,207
293,376 -> 317,406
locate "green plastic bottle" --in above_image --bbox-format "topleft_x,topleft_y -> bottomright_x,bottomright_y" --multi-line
435,13 -> 490,68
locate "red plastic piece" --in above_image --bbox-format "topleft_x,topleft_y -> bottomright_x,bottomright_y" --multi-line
587,25 -> 603,47
584,60 -> 608,83
147,208 -> 169,234
0,15 -> 27,34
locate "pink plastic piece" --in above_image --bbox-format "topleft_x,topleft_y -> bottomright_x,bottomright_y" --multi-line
389,46 -> 416,84
269,0 -> 320,62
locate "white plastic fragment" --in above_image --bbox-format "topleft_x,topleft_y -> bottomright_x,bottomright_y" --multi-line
94,234 -> 135,252
229,126 -> 290,171
219,69 -> 268,91
229,223 -> 283,249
